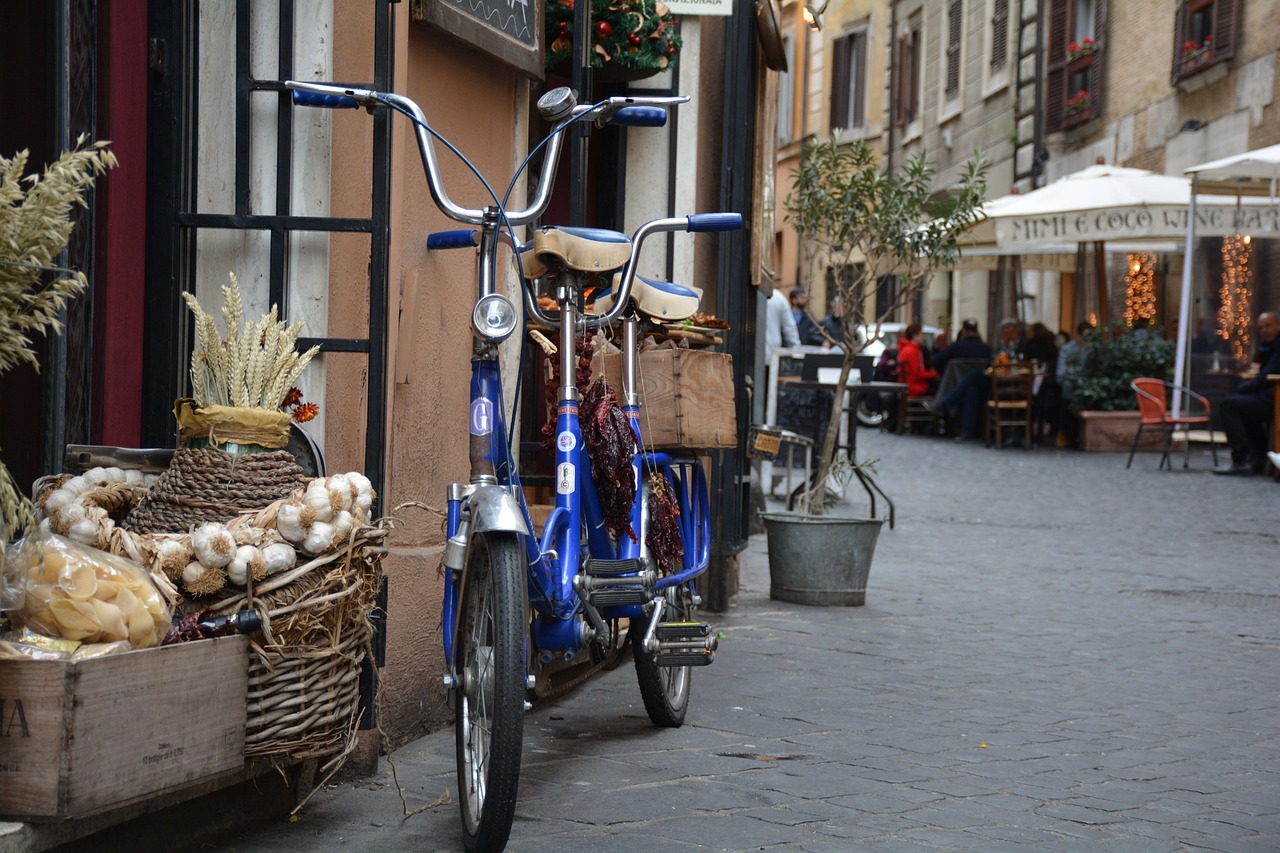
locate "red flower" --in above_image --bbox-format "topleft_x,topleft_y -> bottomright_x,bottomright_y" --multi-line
282,387 -> 304,408
1082,37 -> 1094,47
1068,41 -> 1079,53
1203,33 -> 1214,42
292,402 -> 319,423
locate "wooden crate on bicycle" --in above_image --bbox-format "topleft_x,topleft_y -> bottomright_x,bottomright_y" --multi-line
591,347 -> 737,450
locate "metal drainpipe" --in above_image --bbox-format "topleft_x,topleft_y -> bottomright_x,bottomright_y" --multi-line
1032,0 -> 1045,189
570,0 -> 592,225
887,2 -> 897,174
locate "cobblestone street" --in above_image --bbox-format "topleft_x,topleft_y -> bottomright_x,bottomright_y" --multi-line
210,431 -> 1279,852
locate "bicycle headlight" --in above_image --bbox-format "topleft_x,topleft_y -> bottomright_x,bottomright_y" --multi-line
472,293 -> 518,343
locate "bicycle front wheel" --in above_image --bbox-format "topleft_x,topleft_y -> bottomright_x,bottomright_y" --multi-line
455,531 -> 525,852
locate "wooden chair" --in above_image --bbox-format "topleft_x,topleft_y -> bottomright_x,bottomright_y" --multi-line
895,366 -> 943,436
1127,378 -> 1218,470
985,365 -> 1034,449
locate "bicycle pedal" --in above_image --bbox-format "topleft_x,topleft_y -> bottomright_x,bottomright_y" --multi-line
587,586 -> 650,607
655,621 -> 712,640
655,649 -> 715,667
584,557 -> 647,577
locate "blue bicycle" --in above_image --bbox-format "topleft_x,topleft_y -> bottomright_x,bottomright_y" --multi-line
287,80 -> 740,851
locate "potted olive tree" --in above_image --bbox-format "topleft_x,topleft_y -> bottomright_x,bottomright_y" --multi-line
761,136 -> 987,605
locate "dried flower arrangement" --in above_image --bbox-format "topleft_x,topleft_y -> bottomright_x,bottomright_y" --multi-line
0,137 -> 117,544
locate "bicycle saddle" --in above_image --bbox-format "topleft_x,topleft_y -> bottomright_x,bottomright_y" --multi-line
593,273 -> 703,321
518,225 -> 632,280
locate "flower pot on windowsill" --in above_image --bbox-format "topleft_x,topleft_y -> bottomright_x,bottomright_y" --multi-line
1064,105 -> 1093,128
1179,47 -> 1214,77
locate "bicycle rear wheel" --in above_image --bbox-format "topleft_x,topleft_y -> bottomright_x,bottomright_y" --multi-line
455,532 -> 525,852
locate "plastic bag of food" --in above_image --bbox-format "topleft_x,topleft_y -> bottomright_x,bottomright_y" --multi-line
9,531 -> 172,648
1,532 -> 24,612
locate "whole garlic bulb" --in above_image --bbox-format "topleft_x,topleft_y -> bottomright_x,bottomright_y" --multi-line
302,520 -> 335,555
326,474 -> 353,512
276,503 -> 306,542
302,483 -> 334,524
154,539 -> 191,579
261,543 -> 297,575
191,523 -> 236,568
227,545 -> 265,586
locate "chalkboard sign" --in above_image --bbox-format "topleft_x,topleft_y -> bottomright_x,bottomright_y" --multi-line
776,386 -> 832,470
412,0 -> 544,79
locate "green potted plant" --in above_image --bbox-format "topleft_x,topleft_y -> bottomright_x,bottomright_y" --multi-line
762,135 -> 987,605
1071,326 -> 1175,452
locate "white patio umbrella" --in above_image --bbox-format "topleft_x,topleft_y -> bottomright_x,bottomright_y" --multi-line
1174,144 -> 1280,412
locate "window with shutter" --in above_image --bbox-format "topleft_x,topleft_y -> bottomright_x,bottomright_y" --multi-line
830,29 -> 867,132
990,0 -> 1008,71
1171,0 -> 1240,84
945,0 -> 963,98
905,18 -> 922,125
778,31 -> 794,144
1046,0 -> 1106,131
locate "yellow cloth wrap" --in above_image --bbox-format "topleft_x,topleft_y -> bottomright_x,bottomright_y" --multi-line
174,398 -> 292,449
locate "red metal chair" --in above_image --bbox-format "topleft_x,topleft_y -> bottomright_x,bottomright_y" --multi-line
1127,378 -> 1219,470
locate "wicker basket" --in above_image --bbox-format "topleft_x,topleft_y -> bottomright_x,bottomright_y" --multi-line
208,526 -> 386,761
32,466 -> 385,767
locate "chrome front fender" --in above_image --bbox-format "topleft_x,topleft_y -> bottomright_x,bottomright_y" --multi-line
467,484 -> 529,536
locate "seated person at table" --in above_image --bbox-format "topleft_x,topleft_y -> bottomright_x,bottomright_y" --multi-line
1055,321 -> 1094,447
1214,310 -> 1280,476
925,319 -> 991,439
897,323 -> 938,397
994,318 -> 1025,360
932,318 -> 992,374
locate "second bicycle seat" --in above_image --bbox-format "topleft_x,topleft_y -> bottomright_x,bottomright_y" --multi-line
518,225 -> 632,280
592,273 -> 703,321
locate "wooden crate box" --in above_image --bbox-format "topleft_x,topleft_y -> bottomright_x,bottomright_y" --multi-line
592,349 -> 738,449
0,635 -> 248,821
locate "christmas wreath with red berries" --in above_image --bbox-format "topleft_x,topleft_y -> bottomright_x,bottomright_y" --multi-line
546,0 -> 682,75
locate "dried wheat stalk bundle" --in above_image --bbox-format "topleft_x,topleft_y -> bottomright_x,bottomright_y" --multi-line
0,136 -> 116,541
183,272 -> 321,410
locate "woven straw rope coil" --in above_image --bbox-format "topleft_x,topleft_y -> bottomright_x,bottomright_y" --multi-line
125,447 -> 304,534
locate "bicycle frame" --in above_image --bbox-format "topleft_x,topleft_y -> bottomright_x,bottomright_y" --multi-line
442,256 -> 712,667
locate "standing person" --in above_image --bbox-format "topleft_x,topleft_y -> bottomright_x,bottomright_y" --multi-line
818,297 -> 845,348
764,286 -> 801,365
790,287 -> 824,346
1214,311 -> 1280,475
897,323 -> 939,398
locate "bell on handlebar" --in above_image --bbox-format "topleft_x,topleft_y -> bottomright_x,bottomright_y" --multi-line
537,87 -> 577,124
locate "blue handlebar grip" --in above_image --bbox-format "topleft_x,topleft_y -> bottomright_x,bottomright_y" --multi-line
291,90 -> 359,109
611,106 -> 667,127
687,213 -> 744,233
426,230 -> 478,250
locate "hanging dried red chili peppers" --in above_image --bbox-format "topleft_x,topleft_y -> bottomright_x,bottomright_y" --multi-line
540,332 -> 596,450
645,472 -> 683,575
581,378 -> 637,542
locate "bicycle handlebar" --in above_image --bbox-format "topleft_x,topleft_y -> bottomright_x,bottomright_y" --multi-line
427,230 -> 479,250
285,80 -> 688,228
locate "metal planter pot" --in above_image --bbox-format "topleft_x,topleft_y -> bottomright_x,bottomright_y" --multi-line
760,513 -> 885,606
